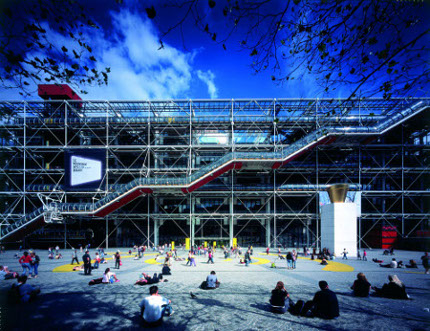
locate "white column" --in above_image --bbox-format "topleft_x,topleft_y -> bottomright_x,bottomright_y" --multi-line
321,203 -> 357,257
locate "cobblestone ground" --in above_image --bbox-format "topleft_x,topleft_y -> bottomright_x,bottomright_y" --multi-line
0,248 -> 429,330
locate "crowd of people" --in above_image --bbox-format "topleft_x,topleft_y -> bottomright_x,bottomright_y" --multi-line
3,245 -> 429,327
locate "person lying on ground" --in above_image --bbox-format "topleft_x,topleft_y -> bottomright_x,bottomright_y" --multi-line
135,273 -> 167,285
372,258 -> 383,263
269,281 -> 289,314
0,266 -> 18,280
11,275 -> 40,303
406,260 -> 418,268
200,271 -> 220,290
380,258 -> 397,268
139,285 -> 174,327
351,273 -> 371,297
372,275 -> 410,299
102,268 -> 119,283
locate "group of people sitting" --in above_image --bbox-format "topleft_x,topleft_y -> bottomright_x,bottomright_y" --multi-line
269,272 -> 410,319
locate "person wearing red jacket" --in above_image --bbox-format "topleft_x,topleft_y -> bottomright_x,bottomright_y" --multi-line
18,251 -> 33,277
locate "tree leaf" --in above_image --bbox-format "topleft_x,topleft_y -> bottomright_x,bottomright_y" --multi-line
250,49 -> 257,56
89,56 -> 96,61
145,6 -> 156,19
61,46 -> 68,52
208,0 -> 216,8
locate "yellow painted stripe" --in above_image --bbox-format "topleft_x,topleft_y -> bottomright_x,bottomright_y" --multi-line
250,257 -> 270,265
53,254 -> 136,273
259,253 -> 354,272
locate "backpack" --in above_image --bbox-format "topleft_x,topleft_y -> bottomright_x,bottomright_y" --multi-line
290,300 -> 305,316
271,262 -> 276,268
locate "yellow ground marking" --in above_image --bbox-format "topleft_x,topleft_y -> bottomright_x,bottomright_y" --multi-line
250,257 -> 271,265
258,253 -> 354,272
53,254 -> 135,273
404,271 -> 425,274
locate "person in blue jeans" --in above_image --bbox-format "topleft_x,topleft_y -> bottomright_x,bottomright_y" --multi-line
139,285 -> 174,327
18,251 -> 33,277
30,252 -> 40,278
286,252 -> 293,269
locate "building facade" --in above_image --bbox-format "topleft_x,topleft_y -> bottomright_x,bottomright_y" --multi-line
0,93 -> 428,249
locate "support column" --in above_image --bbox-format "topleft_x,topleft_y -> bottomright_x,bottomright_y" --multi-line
191,218 -> 195,247
266,198 -> 271,247
154,219 -> 159,247
106,217 -> 109,250
230,196 -> 234,247
64,222 -> 67,249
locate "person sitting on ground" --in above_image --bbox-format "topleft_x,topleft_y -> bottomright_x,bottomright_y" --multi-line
309,281 -> 339,319
55,253 -> 62,259
139,285 -> 174,327
0,266 -> 18,280
162,264 -> 171,275
372,274 -> 409,299
269,281 -> 289,314
320,258 -> 328,265
351,273 -> 371,297
380,258 -> 397,268
11,275 -> 40,303
93,252 -> 100,269
406,260 -> 418,268
200,271 -> 220,290
397,260 -> 405,268
135,273 -> 167,286
102,268 -> 119,283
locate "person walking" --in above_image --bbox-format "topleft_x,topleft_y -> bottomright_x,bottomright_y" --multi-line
342,249 -> 348,260
30,251 -> 40,278
71,249 -> 79,264
18,251 -> 33,277
245,250 -> 252,267
115,251 -> 121,269
421,252 -> 429,274
292,250 -> 297,269
363,249 -> 367,261
82,250 -> 91,275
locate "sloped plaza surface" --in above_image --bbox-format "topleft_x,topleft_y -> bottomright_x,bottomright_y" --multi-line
1,248 -> 429,330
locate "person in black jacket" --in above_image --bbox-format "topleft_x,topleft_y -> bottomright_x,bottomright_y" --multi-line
372,275 -> 409,299
82,251 -> 91,275
308,281 -> 339,319
270,281 -> 289,314
351,273 -> 371,297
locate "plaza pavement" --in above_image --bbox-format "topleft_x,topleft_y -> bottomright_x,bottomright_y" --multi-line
0,247 -> 429,331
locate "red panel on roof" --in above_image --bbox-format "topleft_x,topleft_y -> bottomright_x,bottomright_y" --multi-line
38,84 -> 82,101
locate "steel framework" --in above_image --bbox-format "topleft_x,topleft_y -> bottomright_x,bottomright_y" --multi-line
0,98 -> 428,249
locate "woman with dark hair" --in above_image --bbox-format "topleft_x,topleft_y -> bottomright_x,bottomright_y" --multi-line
351,273 -> 371,297
270,281 -> 289,314
372,275 -> 409,299
102,268 -> 119,283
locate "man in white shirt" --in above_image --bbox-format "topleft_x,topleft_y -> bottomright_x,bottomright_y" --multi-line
380,258 -> 398,268
139,286 -> 174,326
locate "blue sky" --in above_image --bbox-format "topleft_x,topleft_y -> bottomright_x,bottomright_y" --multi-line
0,0 -> 428,101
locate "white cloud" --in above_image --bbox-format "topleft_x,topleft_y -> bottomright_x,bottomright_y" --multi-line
0,10 -> 217,101
196,70 -> 218,99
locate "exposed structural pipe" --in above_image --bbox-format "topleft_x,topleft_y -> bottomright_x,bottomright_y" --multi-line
1,100 -> 428,241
